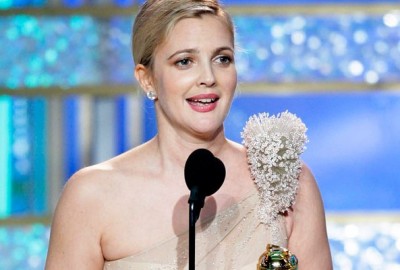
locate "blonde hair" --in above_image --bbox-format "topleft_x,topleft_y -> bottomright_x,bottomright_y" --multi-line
132,0 -> 234,69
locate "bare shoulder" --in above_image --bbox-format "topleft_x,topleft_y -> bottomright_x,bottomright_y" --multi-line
56,160 -> 123,217
225,139 -> 248,159
55,148 -> 150,224
288,162 -> 324,229
296,163 -> 321,204
45,148 -> 147,269
45,162 -> 118,269
63,163 -> 112,201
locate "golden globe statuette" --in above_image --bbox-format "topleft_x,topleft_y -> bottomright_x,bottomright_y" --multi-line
257,244 -> 298,270
242,112 -> 305,270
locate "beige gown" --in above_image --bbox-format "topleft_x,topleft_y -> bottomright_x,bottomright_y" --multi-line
104,111 -> 305,269
103,192 -> 288,270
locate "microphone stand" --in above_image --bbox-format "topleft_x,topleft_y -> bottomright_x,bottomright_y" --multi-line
189,202 -> 196,270
188,188 -> 203,270
184,148 -> 226,270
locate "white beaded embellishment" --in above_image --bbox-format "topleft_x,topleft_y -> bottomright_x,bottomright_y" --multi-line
241,111 -> 308,225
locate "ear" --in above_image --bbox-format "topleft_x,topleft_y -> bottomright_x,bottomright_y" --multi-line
134,64 -> 154,92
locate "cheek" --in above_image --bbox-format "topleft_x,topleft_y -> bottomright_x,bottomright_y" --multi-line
159,72 -> 197,96
155,64 -> 187,86
223,69 -> 237,92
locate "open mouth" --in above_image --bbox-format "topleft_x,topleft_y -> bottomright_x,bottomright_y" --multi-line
186,98 -> 219,105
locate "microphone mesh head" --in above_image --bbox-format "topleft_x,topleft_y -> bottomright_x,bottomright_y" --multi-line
184,148 -> 225,196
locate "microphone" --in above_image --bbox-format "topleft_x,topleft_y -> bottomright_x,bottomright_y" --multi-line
184,148 -> 225,220
184,148 -> 225,270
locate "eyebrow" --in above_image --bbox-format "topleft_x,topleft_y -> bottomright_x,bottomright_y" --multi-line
167,46 -> 234,60
167,49 -> 198,60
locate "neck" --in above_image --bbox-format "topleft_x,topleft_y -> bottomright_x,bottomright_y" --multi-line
152,125 -> 228,173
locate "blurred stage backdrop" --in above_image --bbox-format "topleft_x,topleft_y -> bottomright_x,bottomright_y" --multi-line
1,0 -> 400,269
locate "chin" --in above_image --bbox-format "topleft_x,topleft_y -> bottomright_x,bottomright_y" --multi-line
192,125 -> 223,139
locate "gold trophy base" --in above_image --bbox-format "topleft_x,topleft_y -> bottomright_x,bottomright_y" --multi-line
257,244 -> 298,270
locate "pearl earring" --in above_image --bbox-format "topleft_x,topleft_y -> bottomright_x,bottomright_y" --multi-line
146,91 -> 157,101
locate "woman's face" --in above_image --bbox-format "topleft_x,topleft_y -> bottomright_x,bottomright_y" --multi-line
150,15 -> 237,139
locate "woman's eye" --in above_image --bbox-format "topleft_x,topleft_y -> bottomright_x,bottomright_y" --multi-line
216,55 -> 233,65
175,58 -> 192,67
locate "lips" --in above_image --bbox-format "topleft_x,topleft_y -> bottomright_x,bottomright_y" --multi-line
186,94 -> 219,112
187,97 -> 218,104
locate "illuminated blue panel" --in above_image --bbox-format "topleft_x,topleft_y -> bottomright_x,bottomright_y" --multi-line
2,0 -> 399,8
224,0 -> 400,4
92,97 -> 117,163
138,0 -> 400,4
226,92 -> 400,211
7,98 -> 48,215
10,98 -> 32,215
114,0 -> 134,7
63,96 -> 81,180
0,0 -> 45,8
0,0 -> 12,9
233,15 -> 400,83
143,97 -> 157,141
0,97 -> 12,218
63,0 -> 84,8
1,14 -> 399,88
0,224 -> 49,269
107,16 -> 134,83
31,98 -> 47,214
116,96 -> 129,154
144,91 -> 400,211
0,15 -> 103,88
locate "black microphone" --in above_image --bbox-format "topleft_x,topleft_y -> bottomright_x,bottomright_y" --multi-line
184,148 -> 225,270
184,148 -> 225,220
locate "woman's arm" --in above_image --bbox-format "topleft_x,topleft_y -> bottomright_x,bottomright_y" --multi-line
45,169 -> 105,270
287,163 -> 333,269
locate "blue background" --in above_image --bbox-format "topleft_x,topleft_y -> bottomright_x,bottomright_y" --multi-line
144,92 -> 400,212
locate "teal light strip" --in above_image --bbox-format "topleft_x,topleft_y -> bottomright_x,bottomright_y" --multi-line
32,97 -> 47,214
0,97 -> 11,218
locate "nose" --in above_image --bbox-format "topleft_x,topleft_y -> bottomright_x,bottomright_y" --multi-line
198,62 -> 216,87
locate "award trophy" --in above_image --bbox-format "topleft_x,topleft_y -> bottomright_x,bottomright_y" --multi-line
257,244 -> 298,270
242,113 -> 306,270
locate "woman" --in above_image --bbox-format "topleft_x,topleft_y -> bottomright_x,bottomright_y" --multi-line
45,0 -> 332,269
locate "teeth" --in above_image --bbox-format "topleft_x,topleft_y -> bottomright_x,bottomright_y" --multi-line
193,98 -> 215,103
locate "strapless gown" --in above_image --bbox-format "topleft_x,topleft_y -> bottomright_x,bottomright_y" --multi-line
103,192 -> 288,270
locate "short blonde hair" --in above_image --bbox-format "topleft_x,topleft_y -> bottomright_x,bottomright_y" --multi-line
132,0 -> 235,69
